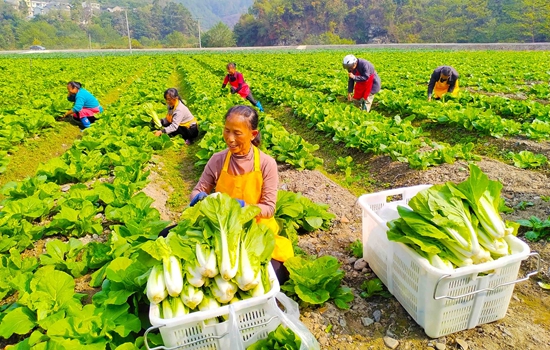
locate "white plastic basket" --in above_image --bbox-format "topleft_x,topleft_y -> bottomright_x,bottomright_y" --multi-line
145,264 -> 319,350
358,185 -> 539,338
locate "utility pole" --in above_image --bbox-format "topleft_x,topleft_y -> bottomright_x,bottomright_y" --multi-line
125,9 -> 132,54
196,17 -> 202,49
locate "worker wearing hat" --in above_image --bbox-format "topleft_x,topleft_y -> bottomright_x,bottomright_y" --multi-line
342,54 -> 381,112
428,66 -> 460,101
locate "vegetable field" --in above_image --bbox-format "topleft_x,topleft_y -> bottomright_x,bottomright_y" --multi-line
0,49 -> 549,350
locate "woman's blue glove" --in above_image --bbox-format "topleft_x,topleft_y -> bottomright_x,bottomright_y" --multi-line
190,192 -> 208,207
235,199 -> 245,207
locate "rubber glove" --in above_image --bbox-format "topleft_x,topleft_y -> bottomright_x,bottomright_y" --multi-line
235,199 -> 245,207
230,87 -> 236,94
190,192 -> 208,207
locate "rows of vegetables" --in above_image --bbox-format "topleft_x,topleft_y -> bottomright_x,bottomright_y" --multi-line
0,53 -> 345,349
189,50 -> 550,170
0,56 -> 148,175
0,49 -> 548,349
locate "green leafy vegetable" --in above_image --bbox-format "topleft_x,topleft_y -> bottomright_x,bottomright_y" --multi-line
247,324 -> 302,350
517,216 -> 550,241
282,255 -> 354,309
360,278 -> 391,298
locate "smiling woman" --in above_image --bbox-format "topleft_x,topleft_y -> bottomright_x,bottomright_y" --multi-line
188,105 -> 295,283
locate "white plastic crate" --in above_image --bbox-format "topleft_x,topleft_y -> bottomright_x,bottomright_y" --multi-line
145,264 -> 319,350
358,185 -> 539,338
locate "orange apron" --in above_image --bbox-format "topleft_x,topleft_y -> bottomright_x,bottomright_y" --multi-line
215,146 -> 294,262
434,79 -> 460,99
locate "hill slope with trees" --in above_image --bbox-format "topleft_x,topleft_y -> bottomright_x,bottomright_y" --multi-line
176,0 -> 253,29
234,0 -> 550,46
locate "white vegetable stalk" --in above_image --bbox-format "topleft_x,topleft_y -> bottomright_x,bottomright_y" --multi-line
211,275 -> 238,304
161,298 -> 173,319
429,255 -> 454,271
199,294 -> 221,325
235,244 -> 259,291
147,265 -> 168,304
171,296 -> 188,318
186,263 -> 206,288
477,196 -> 513,238
180,284 -> 204,310
249,273 -> 265,298
220,229 -> 240,281
196,243 -> 219,278
163,256 -> 184,297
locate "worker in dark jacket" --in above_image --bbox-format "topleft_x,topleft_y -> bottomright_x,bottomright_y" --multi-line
428,66 -> 460,101
62,81 -> 103,128
222,62 -> 264,112
343,54 -> 381,112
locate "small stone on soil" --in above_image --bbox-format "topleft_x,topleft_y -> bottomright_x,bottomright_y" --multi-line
383,336 -> 399,349
348,257 -> 358,264
340,216 -> 350,223
354,258 -> 367,271
373,310 -> 382,322
455,338 -> 468,350
361,317 -> 374,326
339,317 -> 347,327
435,343 -> 446,350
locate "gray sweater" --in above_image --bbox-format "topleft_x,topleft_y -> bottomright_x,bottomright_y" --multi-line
162,100 -> 196,134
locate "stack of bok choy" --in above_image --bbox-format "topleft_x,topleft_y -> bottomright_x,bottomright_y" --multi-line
386,164 -> 519,270
143,193 -> 275,321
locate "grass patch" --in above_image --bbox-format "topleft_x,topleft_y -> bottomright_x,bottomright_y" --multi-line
266,105 -> 376,196
153,144 -> 202,214
0,122 -> 81,195
150,62 -> 205,213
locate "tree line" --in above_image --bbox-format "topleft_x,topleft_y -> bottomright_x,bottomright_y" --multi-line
1,0 -> 549,50
234,0 -> 550,46
0,0 -> 236,50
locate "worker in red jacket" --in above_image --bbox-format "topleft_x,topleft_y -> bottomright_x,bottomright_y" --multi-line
222,62 -> 264,112
343,54 -> 381,112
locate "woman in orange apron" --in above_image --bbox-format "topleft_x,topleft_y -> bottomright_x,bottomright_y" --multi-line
154,88 -> 199,145
428,66 -> 460,101
189,105 -> 294,281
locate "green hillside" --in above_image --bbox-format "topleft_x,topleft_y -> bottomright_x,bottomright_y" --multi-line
176,0 -> 253,29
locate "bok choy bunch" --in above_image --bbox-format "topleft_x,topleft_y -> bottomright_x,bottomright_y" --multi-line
142,193 -> 277,319
387,164 -> 517,270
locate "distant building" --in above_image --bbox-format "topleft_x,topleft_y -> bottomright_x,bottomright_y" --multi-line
5,0 -> 33,17
81,1 -> 99,11
29,0 -> 48,16
106,6 -> 124,13
34,0 -> 70,17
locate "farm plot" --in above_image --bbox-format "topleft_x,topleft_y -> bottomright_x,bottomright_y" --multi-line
0,55 -> 150,183
0,50 -> 549,350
